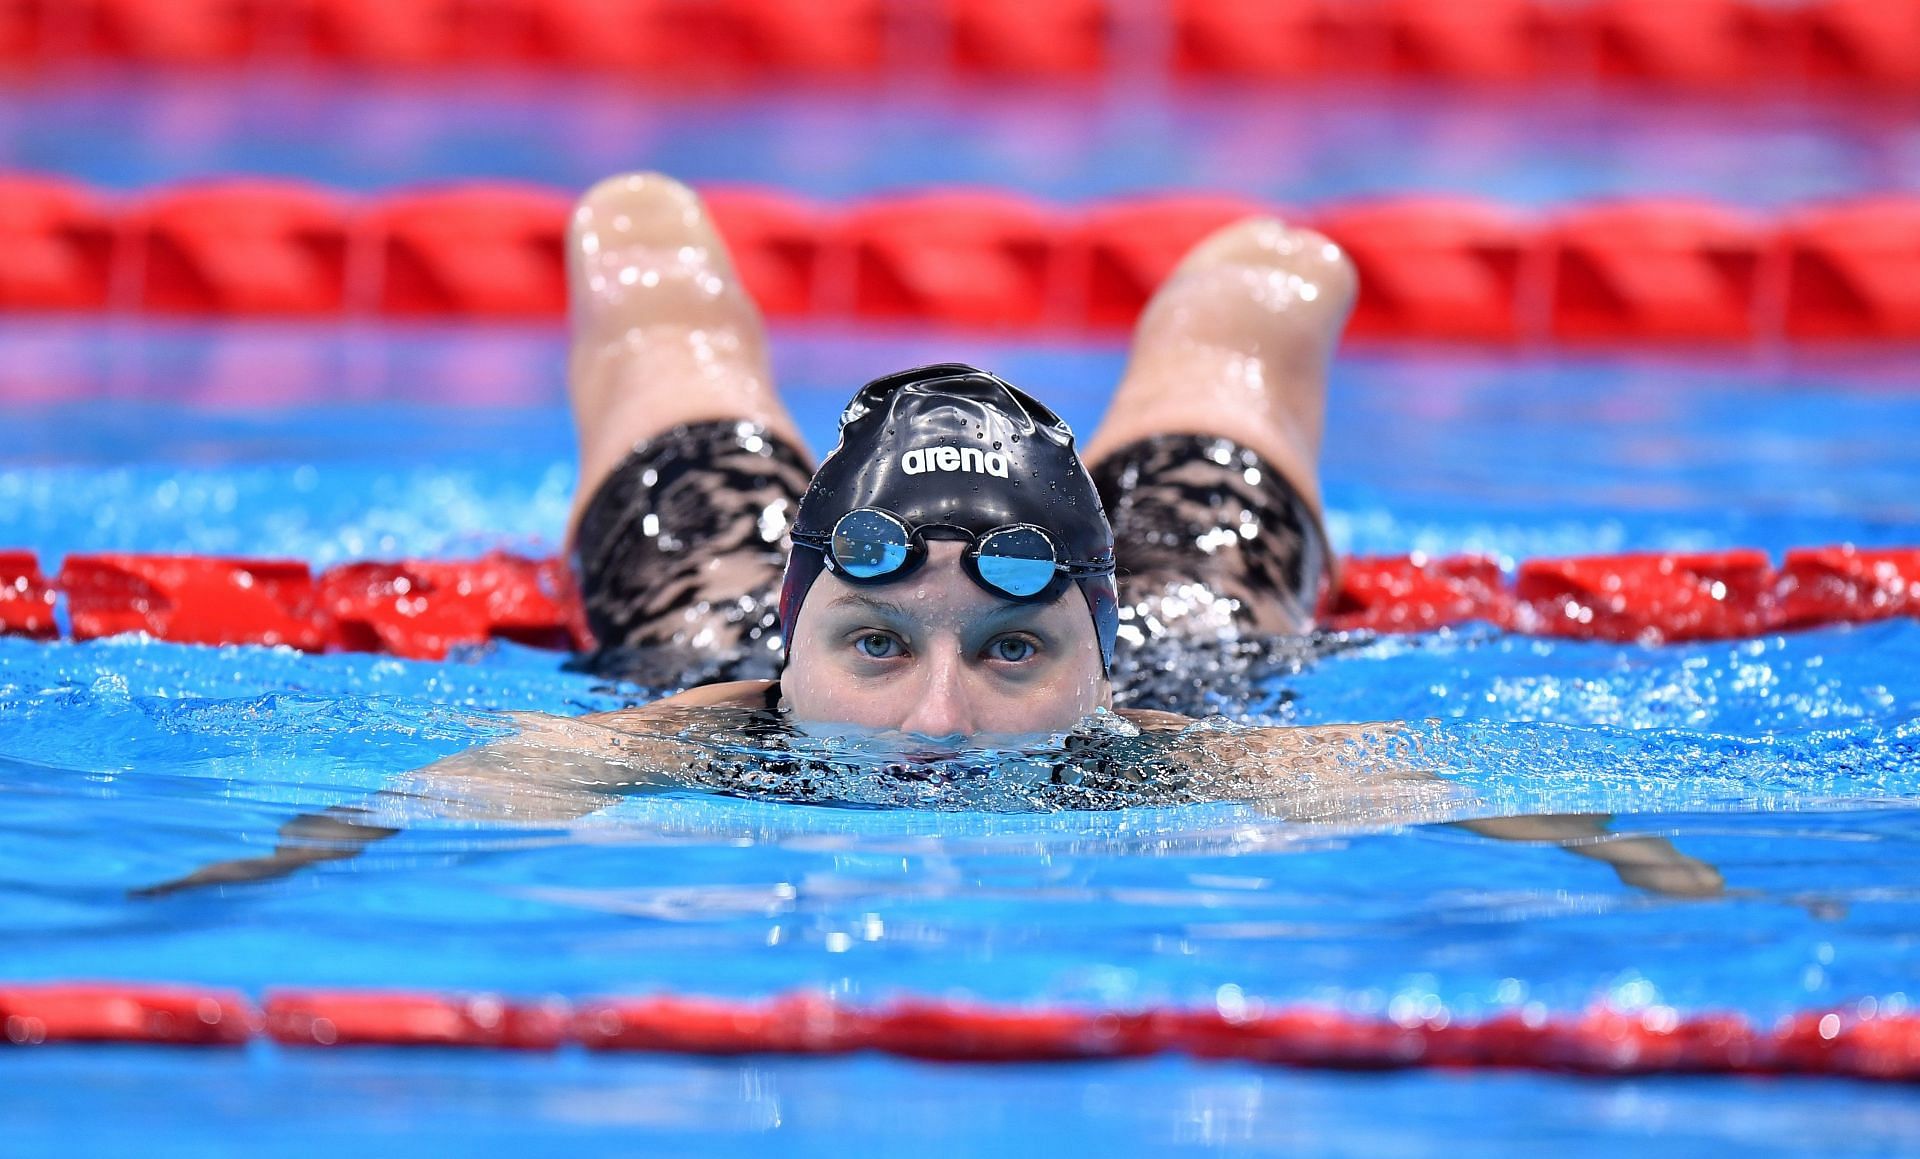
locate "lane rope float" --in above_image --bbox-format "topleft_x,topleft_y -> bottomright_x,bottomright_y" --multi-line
6,177 -> 1920,343
1,982 -> 1914,1081
5,545 -> 1916,658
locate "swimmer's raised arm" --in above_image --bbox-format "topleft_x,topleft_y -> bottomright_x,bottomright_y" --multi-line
133,681 -> 779,898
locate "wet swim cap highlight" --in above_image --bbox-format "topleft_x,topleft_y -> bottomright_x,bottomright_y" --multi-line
779,363 -> 1119,673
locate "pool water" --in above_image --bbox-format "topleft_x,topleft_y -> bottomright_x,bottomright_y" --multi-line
3,69 -> 1919,1156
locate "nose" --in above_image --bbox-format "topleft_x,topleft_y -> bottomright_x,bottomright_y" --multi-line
896,648 -> 978,740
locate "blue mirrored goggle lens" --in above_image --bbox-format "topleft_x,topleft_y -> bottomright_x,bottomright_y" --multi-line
831,510 -> 912,579
974,526 -> 1058,597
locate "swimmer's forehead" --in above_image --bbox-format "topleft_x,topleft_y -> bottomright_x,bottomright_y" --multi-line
820,589 -> 1053,628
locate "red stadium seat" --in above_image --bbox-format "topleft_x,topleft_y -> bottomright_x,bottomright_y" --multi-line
1513,550 -> 1777,643
1064,194 -> 1269,331
844,191 -> 1061,327
58,555 -> 327,649
0,175 -> 117,310
365,184 -> 570,318
1779,198 -> 1920,340
948,0 -> 1109,76
1321,554 -> 1511,633
129,181 -> 352,315
701,186 -> 834,318
1545,201 -> 1766,342
0,551 -> 57,639
1316,198 -> 1533,342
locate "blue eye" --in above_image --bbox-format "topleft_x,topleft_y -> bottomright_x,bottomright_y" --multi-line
990,637 -> 1037,663
855,633 -> 902,659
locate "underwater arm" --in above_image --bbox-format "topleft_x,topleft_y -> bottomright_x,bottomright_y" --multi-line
1455,813 -> 1724,898
131,805 -> 401,898
1223,722 -> 1725,898
133,681 -> 776,897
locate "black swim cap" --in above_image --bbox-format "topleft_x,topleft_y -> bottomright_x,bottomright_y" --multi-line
779,363 -> 1119,672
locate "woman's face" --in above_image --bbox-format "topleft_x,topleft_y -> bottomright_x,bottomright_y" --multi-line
781,542 -> 1111,745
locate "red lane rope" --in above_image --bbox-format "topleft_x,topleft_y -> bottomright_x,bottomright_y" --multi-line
3,546 -> 1916,657
2,983 -> 1915,1080
5,176 -> 1920,343
4,0 -> 1918,96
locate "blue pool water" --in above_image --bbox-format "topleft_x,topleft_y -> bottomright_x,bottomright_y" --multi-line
3,68 -> 1920,1156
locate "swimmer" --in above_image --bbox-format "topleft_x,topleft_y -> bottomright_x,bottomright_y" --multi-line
142,173 -> 1723,899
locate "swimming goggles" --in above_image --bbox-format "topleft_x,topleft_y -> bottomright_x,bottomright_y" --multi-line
791,507 -> 1115,603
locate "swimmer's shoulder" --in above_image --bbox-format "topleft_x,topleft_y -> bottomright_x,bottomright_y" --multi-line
1113,707 -> 1192,734
586,680 -> 779,732
556,680 -> 785,780
649,679 -> 779,711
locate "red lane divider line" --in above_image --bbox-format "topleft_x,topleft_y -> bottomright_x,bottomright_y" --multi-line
4,546 -> 1919,655
1320,554 -> 1511,634
4,983 -> 1918,1080
58,554 -> 327,649
0,983 -> 255,1046
0,551 -> 58,640
1510,549 -> 1781,644
265,989 -> 571,1050
6,0 -> 1919,95
314,554 -> 591,660
575,992 -> 864,1055
6,176 -> 1920,343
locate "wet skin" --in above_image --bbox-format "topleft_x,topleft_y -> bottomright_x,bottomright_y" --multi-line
781,542 -> 1111,745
